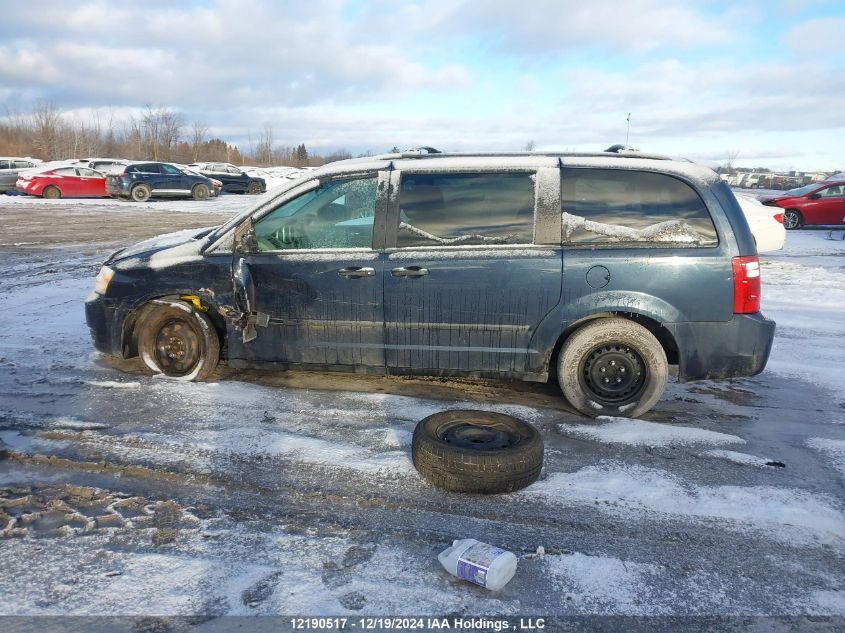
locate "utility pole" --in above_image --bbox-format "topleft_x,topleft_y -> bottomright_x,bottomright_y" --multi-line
625,113 -> 631,146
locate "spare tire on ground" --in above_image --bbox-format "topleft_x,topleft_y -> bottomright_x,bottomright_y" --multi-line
411,410 -> 544,494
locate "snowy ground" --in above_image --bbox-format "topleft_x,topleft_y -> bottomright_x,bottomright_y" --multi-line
0,199 -> 843,626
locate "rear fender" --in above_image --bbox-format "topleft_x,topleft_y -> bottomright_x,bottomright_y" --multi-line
528,291 -> 682,375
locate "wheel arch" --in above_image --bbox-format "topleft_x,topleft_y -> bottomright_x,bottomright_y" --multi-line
121,294 -> 225,358
546,311 -> 679,380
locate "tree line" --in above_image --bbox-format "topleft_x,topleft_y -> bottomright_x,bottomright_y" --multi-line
0,102 -> 359,167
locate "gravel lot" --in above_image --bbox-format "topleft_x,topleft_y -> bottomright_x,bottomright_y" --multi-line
0,195 -> 843,627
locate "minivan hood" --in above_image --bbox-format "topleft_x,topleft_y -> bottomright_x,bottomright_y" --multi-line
108,226 -> 219,264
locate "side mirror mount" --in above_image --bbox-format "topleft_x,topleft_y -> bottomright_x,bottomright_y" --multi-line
234,219 -> 259,254
808,193 -> 821,200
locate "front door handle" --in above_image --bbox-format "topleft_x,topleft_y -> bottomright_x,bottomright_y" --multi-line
338,266 -> 375,279
391,266 -> 429,278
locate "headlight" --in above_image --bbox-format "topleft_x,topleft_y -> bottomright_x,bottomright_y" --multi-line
94,266 -> 115,294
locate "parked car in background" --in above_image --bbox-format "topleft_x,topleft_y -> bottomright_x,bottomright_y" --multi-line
70,158 -> 128,173
760,181 -> 845,229
179,166 -> 223,197
735,193 -> 785,252
0,157 -> 42,193
88,159 -> 128,173
86,150 -> 775,419
105,162 -> 219,202
16,166 -> 107,198
242,166 -> 302,190
188,162 -> 266,194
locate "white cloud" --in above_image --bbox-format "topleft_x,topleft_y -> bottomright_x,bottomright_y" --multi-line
786,17 -> 845,53
446,0 -> 738,55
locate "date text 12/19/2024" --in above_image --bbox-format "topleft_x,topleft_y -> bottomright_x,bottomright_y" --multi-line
290,617 -> 546,631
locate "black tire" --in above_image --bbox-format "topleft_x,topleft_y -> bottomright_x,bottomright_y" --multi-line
192,184 -> 210,201
42,186 -> 61,199
411,410 -> 544,494
136,300 -> 220,381
558,317 -> 668,418
131,184 -> 151,202
783,209 -> 803,230
247,181 -> 262,194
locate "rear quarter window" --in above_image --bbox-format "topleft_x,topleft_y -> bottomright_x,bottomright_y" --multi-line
561,169 -> 718,246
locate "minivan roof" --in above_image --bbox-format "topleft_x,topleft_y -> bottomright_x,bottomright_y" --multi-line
312,150 -> 720,187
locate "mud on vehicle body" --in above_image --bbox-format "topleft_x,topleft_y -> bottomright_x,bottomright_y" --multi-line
86,150 -> 775,418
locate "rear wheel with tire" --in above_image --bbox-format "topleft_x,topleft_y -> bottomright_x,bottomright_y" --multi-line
136,300 -> 220,381
558,318 -> 668,418
247,181 -> 262,194
131,184 -> 151,202
42,186 -> 61,199
192,184 -> 210,201
783,209 -> 803,230
411,410 -> 544,494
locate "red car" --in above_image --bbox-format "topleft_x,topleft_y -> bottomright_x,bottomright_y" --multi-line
16,166 -> 108,198
761,181 -> 845,229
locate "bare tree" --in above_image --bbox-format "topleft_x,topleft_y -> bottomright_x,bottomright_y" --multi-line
523,140 -> 535,151
723,149 -> 740,175
0,102 -> 342,166
134,105 -> 183,161
255,123 -> 274,166
32,101 -> 64,159
190,121 -> 208,162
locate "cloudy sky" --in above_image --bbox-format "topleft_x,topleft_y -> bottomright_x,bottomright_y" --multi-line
2,0 -> 844,170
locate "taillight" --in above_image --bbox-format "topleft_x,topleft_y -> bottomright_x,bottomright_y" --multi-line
732,256 -> 761,314
773,213 -> 784,224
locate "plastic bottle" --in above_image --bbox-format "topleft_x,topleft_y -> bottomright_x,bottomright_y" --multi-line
438,539 -> 518,591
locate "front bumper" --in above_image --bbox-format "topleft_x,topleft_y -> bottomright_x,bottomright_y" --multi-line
85,292 -> 123,356
665,313 -> 776,382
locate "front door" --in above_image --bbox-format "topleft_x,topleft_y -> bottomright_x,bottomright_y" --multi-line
383,170 -> 562,376
227,172 -> 388,368
804,185 -> 845,224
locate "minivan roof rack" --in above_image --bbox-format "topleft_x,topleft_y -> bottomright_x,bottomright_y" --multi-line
400,146 -> 442,157
378,150 -> 676,161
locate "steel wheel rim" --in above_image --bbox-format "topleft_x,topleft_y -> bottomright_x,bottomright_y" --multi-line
437,420 -> 516,451
153,318 -> 201,376
579,342 -> 647,405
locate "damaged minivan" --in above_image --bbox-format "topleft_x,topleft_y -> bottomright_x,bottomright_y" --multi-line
85,150 -> 775,417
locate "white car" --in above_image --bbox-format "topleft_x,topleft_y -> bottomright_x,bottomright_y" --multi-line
735,193 -> 786,253
0,157 -> 42,193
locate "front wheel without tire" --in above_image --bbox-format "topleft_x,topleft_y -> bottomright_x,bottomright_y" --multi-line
192,184 -> 210,201
783,209 -> 803,230
136,300 -> 220,381
558,318 -> 668,418
411,410 -> 544,494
